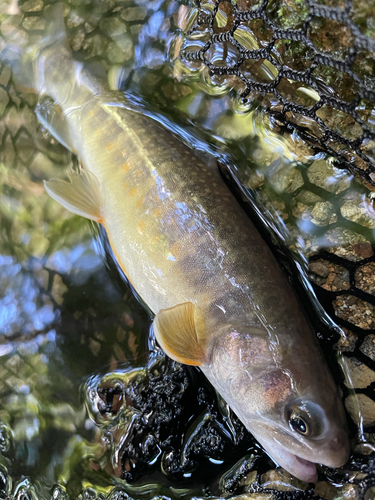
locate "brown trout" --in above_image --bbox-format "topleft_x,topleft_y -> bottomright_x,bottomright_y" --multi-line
1,4 -> 350,482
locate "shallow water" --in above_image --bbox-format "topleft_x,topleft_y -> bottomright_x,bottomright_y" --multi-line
0,0 -> 375,499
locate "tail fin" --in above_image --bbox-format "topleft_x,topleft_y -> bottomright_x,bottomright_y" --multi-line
0,2 -> 67,92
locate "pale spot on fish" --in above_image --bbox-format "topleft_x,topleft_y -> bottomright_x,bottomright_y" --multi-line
121,162 -> 130,173
106,142 -> 115,151
150,235 -> 159,245
137,220 -> 146,235
129,187 -> 137,197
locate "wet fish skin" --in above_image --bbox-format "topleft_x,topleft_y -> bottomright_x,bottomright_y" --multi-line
1,3 -> 350,482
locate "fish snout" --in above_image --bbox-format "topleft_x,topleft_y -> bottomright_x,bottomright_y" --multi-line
322,429 -> 351,468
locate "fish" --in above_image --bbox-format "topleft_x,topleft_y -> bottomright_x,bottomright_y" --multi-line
0,3 -> 350,482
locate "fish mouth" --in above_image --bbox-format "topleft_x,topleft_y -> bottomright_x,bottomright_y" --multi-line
255,435 -> 318,483
293,454 -> 318,483
273,448 -> 318,483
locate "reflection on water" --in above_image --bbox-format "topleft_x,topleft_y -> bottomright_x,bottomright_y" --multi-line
0,0 -> 375,498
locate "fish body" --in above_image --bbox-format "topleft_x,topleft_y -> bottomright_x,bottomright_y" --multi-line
1,4 -> 350,482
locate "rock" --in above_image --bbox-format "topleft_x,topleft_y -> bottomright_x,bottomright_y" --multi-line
310,201 -> 337,226
100,17 -> 127,37
21,0 -> 43,12
231,494 -> 274,500
260,468 -> 309,492
355,262 -> 375,295
0,87 -> 9,119
106,37 -> 133,64
22,15 -> 45,31
307,159 -> 351,194
360,335 -> 375,362
314,480 -> 338,500
311,227 -> 369,261
365,486 -> 375,500
340,193 -> 375,229
338,483 -> 359,499
219,454 -> 258,494
121,6 -> 148,22
343,356 -> 375,389
309,259 -> 350,291
267,163 -> 304,193
345,393 -> 375,427
333,295 -> 375,330
353,242 -> 374,259
334,328 -> 358,352
0,65 -> 11,87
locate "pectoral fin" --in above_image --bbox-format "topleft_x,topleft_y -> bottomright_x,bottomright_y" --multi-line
154,302 -> 206,366
36,99 -> 74,153
44,168 -> 102,222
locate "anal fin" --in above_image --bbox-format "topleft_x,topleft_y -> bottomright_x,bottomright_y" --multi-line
44,168 -> 102,222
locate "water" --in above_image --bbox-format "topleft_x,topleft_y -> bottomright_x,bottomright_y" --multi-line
0,0 -> 374,498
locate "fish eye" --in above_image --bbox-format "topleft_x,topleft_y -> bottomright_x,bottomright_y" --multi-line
289,409 -> 310,436
286,402 -> 325,438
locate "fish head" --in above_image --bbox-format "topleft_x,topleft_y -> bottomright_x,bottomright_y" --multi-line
204,329 -> 350,483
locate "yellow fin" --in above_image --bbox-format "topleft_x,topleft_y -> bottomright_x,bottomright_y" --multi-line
154,302 -> 206,366
44,169 -> 102,222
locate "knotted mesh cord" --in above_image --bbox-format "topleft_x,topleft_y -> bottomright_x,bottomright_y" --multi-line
181,0 -> 375,189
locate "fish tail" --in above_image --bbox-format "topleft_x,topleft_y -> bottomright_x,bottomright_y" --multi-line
0,3 -> 68,93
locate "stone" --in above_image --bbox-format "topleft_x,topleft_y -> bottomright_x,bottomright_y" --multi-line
353,242 -> 373,259
21,0 -> 43,12
1,134 -> 15,165
360,335 -> 375,362
0,87 -> 9,119
260,468 -> 309,491
334,328 -> 358,352
340,193 -> 375,229
28,151 -> 57,180
345,393 -> 375,427
121,6 -> 148,22
100,17 -> 127,37
267,163 -> 304,193
231,494 -> 274,500
314,480 -> 337,500
343,356 -> 375,388
309,259 -> 350,291
333,295 -> 375,330
0,66 -> 11,87
307,159 -> 351,194
106,38 -> 133,64
82,34 -> 106,58
355,262 -> 375,295
311,227 -> 369,261
365,486 -> 375,500
22,15 -> 45,31
310,200 -> 337,226
66,10 -> 85,28
15,131 -> 34,164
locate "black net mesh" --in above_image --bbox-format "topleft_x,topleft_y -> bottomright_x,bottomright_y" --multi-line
181,0 -> 375,190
